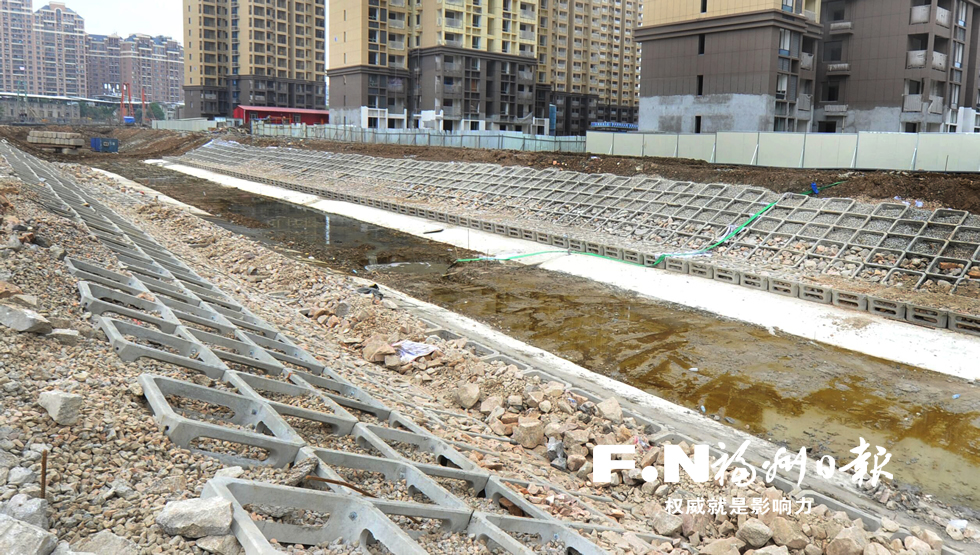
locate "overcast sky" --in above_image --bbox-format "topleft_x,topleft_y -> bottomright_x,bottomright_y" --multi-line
62,0 -> 184,42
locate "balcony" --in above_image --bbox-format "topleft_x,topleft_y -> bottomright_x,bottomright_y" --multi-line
824,104 -> 848,114
520,30 -> 535,40
910,4 -> 930,24
439,39 -> 464,48
442,106 -> 462,117
388,81 -> 405,93
929,96 -> 944,113
804,10 -> 817,21
438,83 -> 462,94
443,18 -> 463,29
937,6 -> 951,27
826,62 -> 851,74
388,40 -> 405,50
797,94 -> 812,111
519,49 -> 536,58
932,51 -> 947,70
520,9 -> 535,21
518,70 -> 534,80
800,52 -> 814,70
907,49 -> 927,68
903,94 -> 924,112
390,0 -> 405,5
829,21 -> 853,34
388,19 -> 405,29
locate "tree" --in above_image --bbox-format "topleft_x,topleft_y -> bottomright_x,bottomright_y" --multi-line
149,102 -> 165,120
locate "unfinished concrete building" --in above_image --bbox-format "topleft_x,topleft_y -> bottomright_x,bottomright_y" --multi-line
183,0 -> 327,119
328,0 -> 545,133
637,0 -> 980,134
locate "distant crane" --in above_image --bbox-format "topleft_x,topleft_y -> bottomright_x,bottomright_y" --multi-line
119,83 -> 134,125
141,87 -> 152,126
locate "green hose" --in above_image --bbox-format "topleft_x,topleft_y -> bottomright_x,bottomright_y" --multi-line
454,180 -> 847,267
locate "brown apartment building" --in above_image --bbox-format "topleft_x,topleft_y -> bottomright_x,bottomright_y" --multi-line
183,0 -> 327,119
637,0 -> 980,134
328,0 -> 639,134
87,34 -> 184,104
0,1 -> 85,97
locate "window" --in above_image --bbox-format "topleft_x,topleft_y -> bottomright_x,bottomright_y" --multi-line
824,40 -> 842,62
951,83 -> 961,107
695,115 -> 702,133
778,29 -> 791,54
777,74 -> 788,99
696,75 -> 704,95
824,79 -> 841,102
781,0 -> 794,12
700,0 -> 707,13
698,34 -> 705,54
954,42 -> 964,68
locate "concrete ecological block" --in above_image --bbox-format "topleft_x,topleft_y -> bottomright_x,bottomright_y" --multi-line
98,317 -> 229,379
138,374 -> 304,467
202,477 -> 429,555
77,281 -> 182,334
225,371 -> 358,436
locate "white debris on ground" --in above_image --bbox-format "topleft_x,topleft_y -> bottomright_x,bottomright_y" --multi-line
0,155 -> 975,555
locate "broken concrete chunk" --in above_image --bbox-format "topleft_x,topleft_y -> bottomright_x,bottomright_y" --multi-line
214,466 -> 245,479
0,304 -> 52,333
49,329 -> 81,346
38,390 -> 84,425
361,334 -> 395,362
0,513 -> 57,555
156,497 -> 233,539
196,534 -> 243,555
479,395 -> 503,414
512,418 -> 545,449
737,518 -> 773,548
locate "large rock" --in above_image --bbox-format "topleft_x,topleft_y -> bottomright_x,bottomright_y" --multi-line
52,541 -> 96,555
74,530 -> 138,555
771,516 -> 809,549
903,536 -> 933,555
8,466 -> 36,485
38,391 -> 83,425
736,518 -> 773,548
650,511 -> 683,536
0,493 -> 48,528
827,527 -> 869,555
479,396 -> 502,414
156,497 -> 233,539
754,547 -> 790,555
455,383 -> 480,409
864,543 -> 891,555
0,282 -> 23,299
196,535 -> 243,555
0,304 -> 52,333
0,513 -> 57,555
596,397 -> 623,424
511,418 -> 545,449
700,537 -> 745,555
362,335 -> 395,362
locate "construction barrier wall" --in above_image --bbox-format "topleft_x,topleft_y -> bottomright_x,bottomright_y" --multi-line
252,122 -> 587,153
587,130 -> 980,172
152,119 -> 219,132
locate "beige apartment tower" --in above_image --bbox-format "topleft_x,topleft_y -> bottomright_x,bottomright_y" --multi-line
328,0 -> 636,133
0,1 -> 85,97
183,0 -> 326,119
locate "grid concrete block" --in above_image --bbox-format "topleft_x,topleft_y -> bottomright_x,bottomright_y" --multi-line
484,514 -> 607,555
202,478 -> 429,555
78,281 -> 182,334
185,328 -> 286,376
138,375 -> 304,467
99,317 -> 229,379
642,253 -> 664,268
869,297 -> 907,320
713,267 -> 741,285
831,290 -> 868,311
65,258 -> 147,296
688,261 -> 714,279
949,312 -> 980,337
768,278 -> 800,297
664,258 -> 689,274
905,305 -> 949,329
800,284 -> 832,304
364,424 -> 480,472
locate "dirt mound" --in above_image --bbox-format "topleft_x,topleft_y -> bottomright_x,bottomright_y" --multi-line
0,124 -> 210,161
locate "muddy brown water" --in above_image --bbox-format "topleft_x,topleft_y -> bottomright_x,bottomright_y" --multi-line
100,162 -> 980,512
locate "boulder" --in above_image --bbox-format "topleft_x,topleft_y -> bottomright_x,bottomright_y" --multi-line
511,419 -> 545,449
8,467 -> 36,485
827,527 -> 869,555
864,543 -> 891,555
903,536 -> 933,555
650,511 -> 683,536
52,541 -> 96,555
0,304 -> 52,333
456,383 -> 480,409
479,396 -> 502,414
0,493 -> 48,528
49,329 -> 81,346
0,514 -> 57,555
196,535 -> 243,555
38,391 -> 83,425
155,498 -> 233,539
700,537 -> 744,555
74,530 -> 138,555
771,516 -> 809,549
362,335 -> 395,362
736,518 -> 773,548
754,547 -> 790,555
596,397 -> 623,423
567,454 -> 587,472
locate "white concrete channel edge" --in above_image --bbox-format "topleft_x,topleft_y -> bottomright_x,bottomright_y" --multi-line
144,159 -> 980,380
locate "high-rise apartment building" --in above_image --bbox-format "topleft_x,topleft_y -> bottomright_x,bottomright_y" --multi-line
328,0 -> 544,133
87,34 -> 184,104
328,0 -> 639,134
0,0 -> 36,95
183,0 -> 327,119
33,2 -> 86,96
637,0 -> 980,134
535,0 -> 641,134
